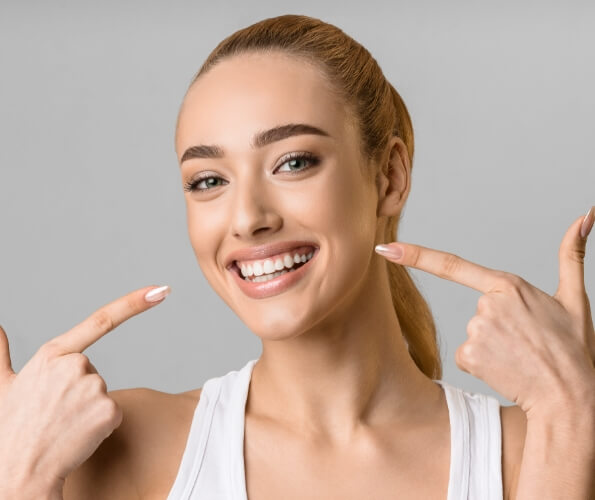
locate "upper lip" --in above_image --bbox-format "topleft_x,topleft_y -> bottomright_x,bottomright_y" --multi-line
224,240 -> 319,270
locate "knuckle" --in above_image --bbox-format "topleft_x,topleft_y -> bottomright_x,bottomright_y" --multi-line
409,246 -> 422,267
565,246 -> 586,265
87,373 -> 107,394
476,294 -> 492,312
38,341 -> 61,359
439,253 -> 462,280
466,316 -> 483,337
497,272 -> 525,292
69,353 -> 91,374
91,309 -> 114,333
455,343 -> 475,372
455,345 -> 463,366
102,397 -> 122,425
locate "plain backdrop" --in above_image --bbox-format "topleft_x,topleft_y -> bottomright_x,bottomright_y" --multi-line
1,1 -> 593,407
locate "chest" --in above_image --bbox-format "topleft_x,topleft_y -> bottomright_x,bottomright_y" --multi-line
243,414 -> 452,500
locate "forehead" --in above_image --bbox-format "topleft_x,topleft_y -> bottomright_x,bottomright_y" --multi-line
175,52 -> 355,158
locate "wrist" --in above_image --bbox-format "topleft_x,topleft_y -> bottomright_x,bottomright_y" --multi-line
0,486 -> 62,500
4,469 -> 64,500
526,375 -> 595,427
516,406 -> 595,499
525,399 -> 595,457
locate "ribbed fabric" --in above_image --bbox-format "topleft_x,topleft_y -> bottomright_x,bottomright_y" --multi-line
166,359 -> 503,500
433,379 -> 503,500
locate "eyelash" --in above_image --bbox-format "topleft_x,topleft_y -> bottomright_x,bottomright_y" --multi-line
183,152 -> 320,193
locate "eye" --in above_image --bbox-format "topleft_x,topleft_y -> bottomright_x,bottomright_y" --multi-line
183,174 -> 226,193
274,152 -> 320,174
183,152 -> 321,193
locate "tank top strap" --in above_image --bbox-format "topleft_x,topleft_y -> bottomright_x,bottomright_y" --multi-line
227,359 -> 257,499
166,359 -> 257,500
166,374 -> 224,500
434,379 -> 503,500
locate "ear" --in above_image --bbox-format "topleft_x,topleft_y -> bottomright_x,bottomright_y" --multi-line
376,136 -> 411,217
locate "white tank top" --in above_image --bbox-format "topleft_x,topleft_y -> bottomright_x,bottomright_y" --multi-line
166,358 -> 503,500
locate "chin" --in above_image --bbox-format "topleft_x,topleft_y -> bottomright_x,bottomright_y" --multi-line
241,306 -> 318,342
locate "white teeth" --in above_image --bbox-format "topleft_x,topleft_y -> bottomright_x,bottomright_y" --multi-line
263,259 -> 275,274
253,261 -> 264,276
239,250 -> 316,278
283,254 -> 294,268
248,269 -> 289,282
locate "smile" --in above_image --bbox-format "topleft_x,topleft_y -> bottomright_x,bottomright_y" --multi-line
237,246 -> 315,281
229,246 -> 319,299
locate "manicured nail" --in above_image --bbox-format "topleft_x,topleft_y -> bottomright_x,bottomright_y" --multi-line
375,243 -> 403,260
144,285 -> 171,303
580,206 -> 594,239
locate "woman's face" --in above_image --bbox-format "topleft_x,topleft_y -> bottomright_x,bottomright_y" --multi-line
175,51 -> 384,340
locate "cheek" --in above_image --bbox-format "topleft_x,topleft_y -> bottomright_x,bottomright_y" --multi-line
313,168 -> 377,241
185,202 -> 225,263
301,166 -> 378,277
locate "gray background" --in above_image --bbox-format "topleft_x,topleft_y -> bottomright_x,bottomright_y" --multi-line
1,1 -> 593,407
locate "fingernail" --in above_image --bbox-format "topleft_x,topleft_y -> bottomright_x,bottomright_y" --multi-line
375,243 -> 403,260
144,285 -> 171,303
580,206 -> 594,239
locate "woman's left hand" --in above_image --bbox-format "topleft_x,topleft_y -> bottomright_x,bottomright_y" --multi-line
375,209 -> 595,419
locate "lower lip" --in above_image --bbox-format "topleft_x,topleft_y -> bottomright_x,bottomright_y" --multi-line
230,248 -> 319,299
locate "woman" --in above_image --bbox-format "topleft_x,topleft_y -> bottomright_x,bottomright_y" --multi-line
1,14 -> 593,500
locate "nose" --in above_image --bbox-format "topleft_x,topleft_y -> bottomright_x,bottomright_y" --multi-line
230,179 -> 282,239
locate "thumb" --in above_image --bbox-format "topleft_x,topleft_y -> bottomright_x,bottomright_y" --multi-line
0,324 -> 15,378
554,206 -> 594,312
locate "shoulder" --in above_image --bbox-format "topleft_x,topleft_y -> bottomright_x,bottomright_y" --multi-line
63,387 -> 202,500
500,404 -> 527,500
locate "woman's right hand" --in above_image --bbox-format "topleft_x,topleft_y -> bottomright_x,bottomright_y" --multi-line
0,285 -> 171,499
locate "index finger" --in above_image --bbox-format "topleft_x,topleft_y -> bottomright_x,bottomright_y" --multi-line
379,243 -> 503,293
49,285 -> 170,354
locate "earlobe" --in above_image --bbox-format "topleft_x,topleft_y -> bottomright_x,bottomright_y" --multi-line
376,137 -> 411,217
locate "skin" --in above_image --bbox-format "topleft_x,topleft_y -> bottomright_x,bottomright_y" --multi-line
175,50 -> 451,497
176,50 -> 521,498
0,286 -> 170,500
59,50 -> 536,498
176,51 -> 442,438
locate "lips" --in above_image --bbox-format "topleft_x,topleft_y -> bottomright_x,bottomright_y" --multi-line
229,246 -> 319,299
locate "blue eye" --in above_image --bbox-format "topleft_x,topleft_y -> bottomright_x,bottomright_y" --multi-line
275,152 -> 319,174
183,152 -> 320,193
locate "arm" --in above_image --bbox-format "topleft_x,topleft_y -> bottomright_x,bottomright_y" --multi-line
375,213 -> 595,498
501,405 -> 527,500
63,386 -> 199,500
62,389 -> 142,500
514,392 -> 595,499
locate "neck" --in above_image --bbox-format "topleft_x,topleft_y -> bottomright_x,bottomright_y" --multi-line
247,254 -> 440,444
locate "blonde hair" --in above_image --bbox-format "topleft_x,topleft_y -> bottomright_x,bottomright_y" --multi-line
184,14 -> 442,379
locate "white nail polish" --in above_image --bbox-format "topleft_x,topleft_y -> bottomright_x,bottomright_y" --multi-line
144,285 -> 171,303
580,206 -> 594,239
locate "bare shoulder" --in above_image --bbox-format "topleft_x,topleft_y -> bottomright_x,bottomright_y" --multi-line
63,387 -> 202,500
500,404 -> 527,500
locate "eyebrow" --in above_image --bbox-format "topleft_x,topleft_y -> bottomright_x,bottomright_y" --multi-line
180,123 -> 331,164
